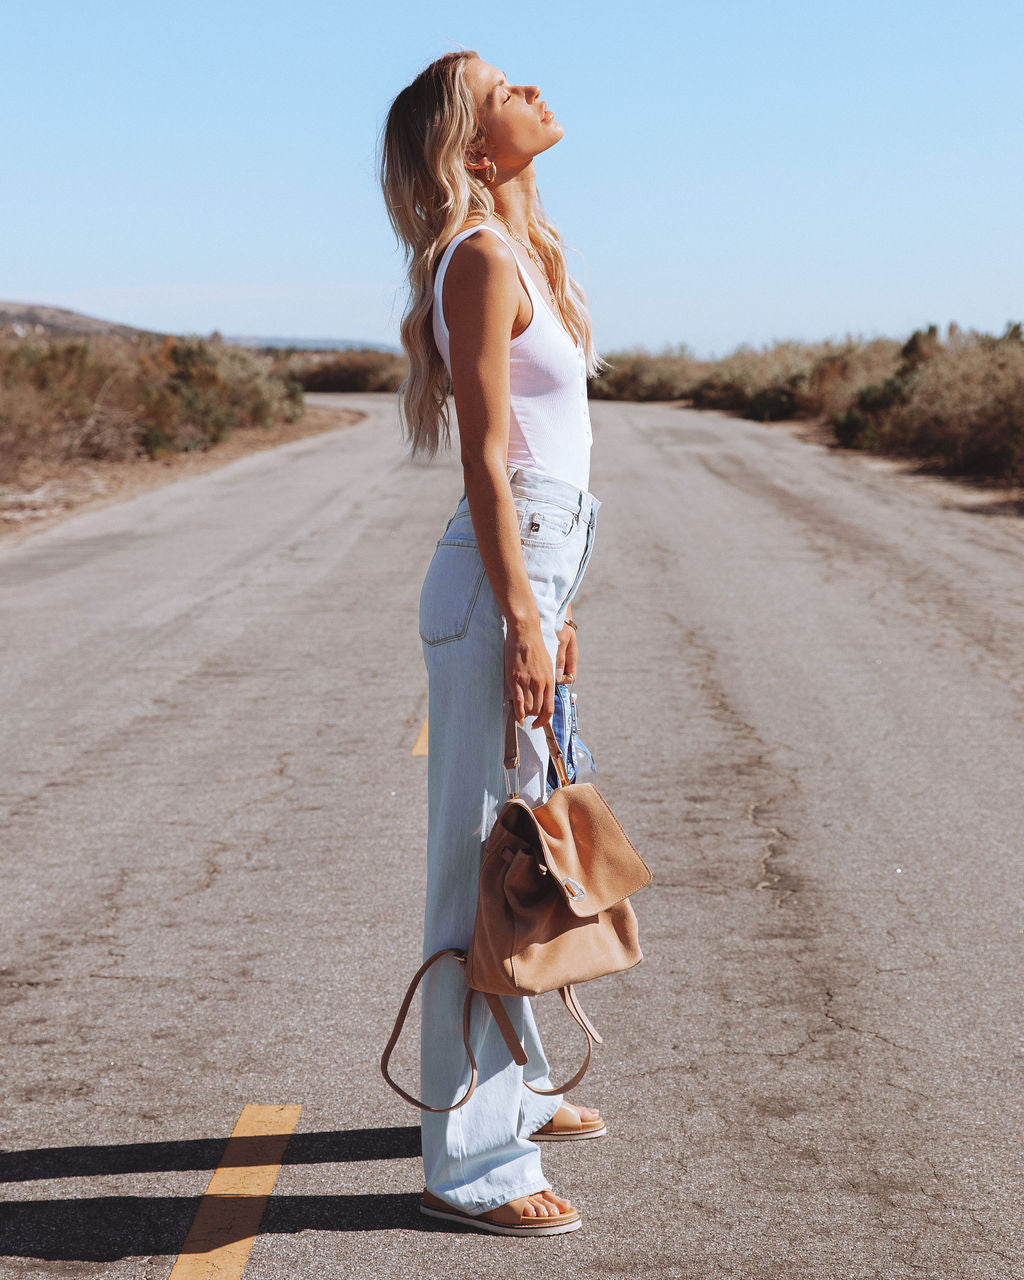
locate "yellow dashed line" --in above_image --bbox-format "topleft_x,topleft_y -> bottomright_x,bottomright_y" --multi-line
168,1104 -> 301,1279
411,715 -> 428,756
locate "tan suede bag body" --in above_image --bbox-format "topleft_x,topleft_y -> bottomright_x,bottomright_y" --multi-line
381,715 -> 652,1112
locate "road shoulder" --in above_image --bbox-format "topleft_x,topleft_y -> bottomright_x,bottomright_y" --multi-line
0,401 -> 364,546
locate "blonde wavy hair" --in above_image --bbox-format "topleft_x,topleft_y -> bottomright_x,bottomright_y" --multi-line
380,50 -> 601,455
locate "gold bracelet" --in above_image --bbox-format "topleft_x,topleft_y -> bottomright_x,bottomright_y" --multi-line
564,618 -> 578,632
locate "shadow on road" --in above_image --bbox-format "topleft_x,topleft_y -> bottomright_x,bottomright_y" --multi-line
0,1127 -> 424,1260
949,496 -> 1024,517
0,1126 -> 421,1182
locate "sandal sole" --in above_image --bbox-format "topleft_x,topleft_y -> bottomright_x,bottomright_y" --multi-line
531,1122 -> 607,1142
420,1202 -> 582,1237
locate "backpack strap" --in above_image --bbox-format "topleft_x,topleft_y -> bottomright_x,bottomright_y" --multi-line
381,957 -> 605,1109
380,948 -> 477,1113
503,712 -> 570,797
485,983 -> 603,1097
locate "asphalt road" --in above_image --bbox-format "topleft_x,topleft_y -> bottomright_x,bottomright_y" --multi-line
2,393 -> 1023,1280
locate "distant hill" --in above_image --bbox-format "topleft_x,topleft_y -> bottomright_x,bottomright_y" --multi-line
0,300 -> 158,339
0,301 -> 397,353
226,335 -> 402,354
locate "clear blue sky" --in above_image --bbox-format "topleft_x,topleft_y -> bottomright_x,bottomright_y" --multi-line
3,0 -> 1021,357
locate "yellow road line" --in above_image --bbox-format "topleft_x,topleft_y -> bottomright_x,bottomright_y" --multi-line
411,715 -> 428,756
168,1104 -> 301,1280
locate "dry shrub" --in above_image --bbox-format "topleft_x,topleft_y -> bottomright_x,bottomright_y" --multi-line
591,322 -> 1024,482
293,348 -> 407,393
804,338 -> 901,419
591,338 -> 901,422
830,323 -> 1024,480
688,341 -> 824,419
588,346 -> 700,401
883,339 -> 1024,480
0,333 -> 304,485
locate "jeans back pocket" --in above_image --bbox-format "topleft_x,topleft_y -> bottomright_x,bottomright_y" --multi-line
419,543 -> 487,646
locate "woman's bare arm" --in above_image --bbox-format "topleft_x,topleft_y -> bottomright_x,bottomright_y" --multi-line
443,231 -> 555,728
555,606 -> 578,683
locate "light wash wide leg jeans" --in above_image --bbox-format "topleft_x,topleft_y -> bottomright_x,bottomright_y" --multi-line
417,467 -> 600,1213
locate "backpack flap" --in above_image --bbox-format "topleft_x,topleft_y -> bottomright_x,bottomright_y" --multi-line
528,783 -> 651,918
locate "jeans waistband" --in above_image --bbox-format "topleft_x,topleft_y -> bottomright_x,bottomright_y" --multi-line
505,465 -> 601,526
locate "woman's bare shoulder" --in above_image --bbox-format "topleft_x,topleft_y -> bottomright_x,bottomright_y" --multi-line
445,224 -> 518,289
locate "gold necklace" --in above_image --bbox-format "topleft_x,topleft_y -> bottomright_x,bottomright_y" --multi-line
492,214 -> 554,301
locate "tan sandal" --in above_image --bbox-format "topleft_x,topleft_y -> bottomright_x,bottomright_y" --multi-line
420,1188 -> 581,1236
531,1102 -> 607,1142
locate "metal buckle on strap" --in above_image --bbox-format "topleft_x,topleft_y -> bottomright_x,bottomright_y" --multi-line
503,761 -> 521,800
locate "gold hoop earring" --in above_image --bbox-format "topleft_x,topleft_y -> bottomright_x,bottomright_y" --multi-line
484,161 -> 497,184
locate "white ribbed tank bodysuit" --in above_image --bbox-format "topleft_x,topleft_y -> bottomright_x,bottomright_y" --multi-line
432,224 -> 593,493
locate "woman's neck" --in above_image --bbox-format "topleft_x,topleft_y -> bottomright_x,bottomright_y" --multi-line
492,163 -> 537,238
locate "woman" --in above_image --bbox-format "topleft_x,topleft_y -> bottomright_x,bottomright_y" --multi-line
381,50 -> 605,1237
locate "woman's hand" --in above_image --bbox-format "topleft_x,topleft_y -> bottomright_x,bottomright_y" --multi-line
505,619 -> 556,728
555,620 -> 579,684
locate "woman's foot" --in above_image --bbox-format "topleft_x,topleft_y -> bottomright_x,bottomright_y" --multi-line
531,1102 -> 607,1141
496,1190 -> 576,1221
420,1188 -> 581,1236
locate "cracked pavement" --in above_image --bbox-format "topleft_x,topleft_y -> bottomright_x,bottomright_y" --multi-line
1,394 -> 1023,1278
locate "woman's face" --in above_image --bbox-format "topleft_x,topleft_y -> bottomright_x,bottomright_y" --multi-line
464,57 -> 564,172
